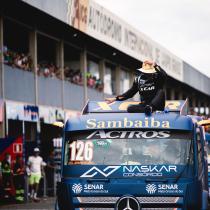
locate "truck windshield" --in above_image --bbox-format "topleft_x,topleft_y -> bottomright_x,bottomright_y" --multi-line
64,130 -> 193,166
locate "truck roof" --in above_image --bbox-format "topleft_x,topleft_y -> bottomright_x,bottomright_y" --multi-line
65,100 -> 194,132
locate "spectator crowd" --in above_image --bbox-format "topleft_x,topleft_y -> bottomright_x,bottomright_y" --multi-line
37,62 -> 61,79
3,47 -> 32,71
64,66 -> 104,91
3,47 -> 104,92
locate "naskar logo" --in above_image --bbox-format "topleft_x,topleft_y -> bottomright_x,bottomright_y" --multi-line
72,183 -> 83,194
146,184 -> 157,194
80,166 -> 121,178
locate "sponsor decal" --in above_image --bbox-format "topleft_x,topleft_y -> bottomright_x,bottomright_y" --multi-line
83,184 -> 108,193
80,166 -> 120,178
93,139 -> 112,148
80,165 -> 177,178
140,86 -> 155,91
72,183 -> 108,194
146,184 -> 157,194
69,141 -> 93,162
72,183 -> 83,194
87,130 -> 170,139
86,117 -> 170,129
123,165 -> 177,177
146,184 -> 183,194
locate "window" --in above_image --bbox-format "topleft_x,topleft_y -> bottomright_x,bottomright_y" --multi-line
120,69 -> 130,93
3,19 -> 32,71
64,44 -> 81,85
37,34 -> 61,79
87,60 -> 99,78
104,64 -> 116,95
65,130 -> 193,167
87,56 -> 103,91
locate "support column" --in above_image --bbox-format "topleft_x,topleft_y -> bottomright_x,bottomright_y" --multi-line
0,16 -> 4,99
0,16 -> 5,138
197,100 -> 201,114
99,59 -> 105,82
29,30 -> 38,105
208,102 -> 210,116
56,41 -> 64,77
203,101 -> 207,115
191,96 -> 196,108
170,89 -> 175,100
99,59 -> 105,98
115,65 -> 121,96
178,91 -> 183,100
80,49 -> 87,104
129,70 -> 135,85
56,40 -> 64,108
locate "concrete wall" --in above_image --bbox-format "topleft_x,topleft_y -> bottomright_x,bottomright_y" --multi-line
63,81 -> 84,110
4,65 -> 107,110
4,65 -> 35,103
183,62 -> 210,95
38,76 -> 63,107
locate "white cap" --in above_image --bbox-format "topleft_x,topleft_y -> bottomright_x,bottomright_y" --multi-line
137,67 -> 156,74
34,147 -> 40,152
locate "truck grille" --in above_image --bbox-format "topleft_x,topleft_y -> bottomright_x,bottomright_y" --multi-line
76,196 -> 180,209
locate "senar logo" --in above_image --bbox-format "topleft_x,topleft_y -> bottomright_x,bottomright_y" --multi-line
80,166 -> 120,178
146,184 -> 157,194
72,183 -> 83,194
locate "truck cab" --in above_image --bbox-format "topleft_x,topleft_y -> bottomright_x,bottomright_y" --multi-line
56,100 -> 209,210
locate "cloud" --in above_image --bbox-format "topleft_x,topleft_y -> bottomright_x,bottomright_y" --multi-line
95,0 -> 210,77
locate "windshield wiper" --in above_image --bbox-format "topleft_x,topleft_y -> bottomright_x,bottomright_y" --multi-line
174,140 -> 193,183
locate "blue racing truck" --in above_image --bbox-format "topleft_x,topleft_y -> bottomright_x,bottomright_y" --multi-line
56,100 -> 209,210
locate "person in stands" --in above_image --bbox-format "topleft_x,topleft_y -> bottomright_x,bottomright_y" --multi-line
27,148 -> 46,201
106,60 -> 167,115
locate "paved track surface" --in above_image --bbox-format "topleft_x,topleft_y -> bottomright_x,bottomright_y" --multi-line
0,197 -> 55,210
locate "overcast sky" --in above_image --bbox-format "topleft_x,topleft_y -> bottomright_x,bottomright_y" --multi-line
95,0 -> 210,78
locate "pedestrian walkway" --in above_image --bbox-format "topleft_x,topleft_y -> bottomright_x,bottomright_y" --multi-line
0,197 -> 55,210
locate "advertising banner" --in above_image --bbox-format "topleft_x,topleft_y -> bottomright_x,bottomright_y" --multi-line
67,0 -> 183,81
22,0 -> 183,81
39,106 -> 65,124
6,101 -> 24,121
23,105 -> 39,122
6,101 -> 38,122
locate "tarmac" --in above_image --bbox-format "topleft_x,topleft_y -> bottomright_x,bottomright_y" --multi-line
0,197 -> 55,210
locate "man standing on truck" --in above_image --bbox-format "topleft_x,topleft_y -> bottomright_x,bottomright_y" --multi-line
27,148 -> 46,201
106,60 -> 167,114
